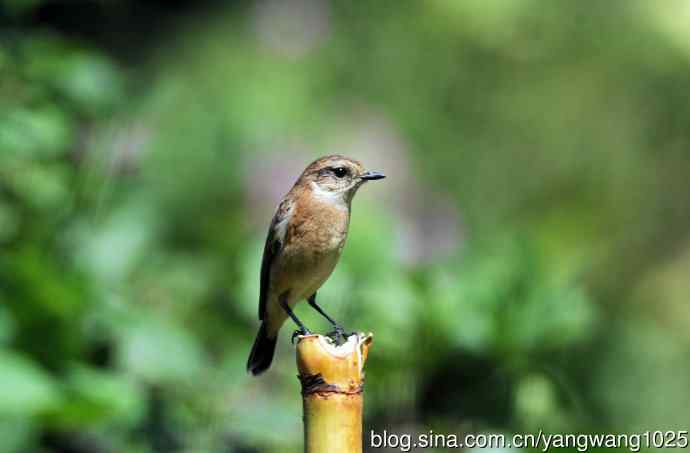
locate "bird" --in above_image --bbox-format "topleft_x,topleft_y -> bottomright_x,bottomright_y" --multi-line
246,155 -> 385,375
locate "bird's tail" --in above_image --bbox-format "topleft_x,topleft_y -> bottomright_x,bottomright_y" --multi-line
247,322 -> 277,376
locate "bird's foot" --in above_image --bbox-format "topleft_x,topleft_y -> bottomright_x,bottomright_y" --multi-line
291,328 -> 312,344
326,325 -> 352,346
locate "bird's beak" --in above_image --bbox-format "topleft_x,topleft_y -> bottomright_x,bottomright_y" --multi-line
360,170 -> 386,181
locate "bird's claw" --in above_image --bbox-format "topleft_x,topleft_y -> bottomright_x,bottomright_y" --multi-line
291,328 -> 312,344
326,326 -> 352,346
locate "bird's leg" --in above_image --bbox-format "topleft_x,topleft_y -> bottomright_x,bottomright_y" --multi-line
279,294 -> 312,344
308,293 -> 342,330
308,293 -> 350,346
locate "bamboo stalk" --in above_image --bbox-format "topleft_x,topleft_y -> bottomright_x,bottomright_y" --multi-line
296,333 -> 373,453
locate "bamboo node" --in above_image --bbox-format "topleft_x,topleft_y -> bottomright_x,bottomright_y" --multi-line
299,372 -> 364,396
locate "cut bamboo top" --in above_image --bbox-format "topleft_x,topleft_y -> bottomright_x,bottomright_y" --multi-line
296,333 -> 373,395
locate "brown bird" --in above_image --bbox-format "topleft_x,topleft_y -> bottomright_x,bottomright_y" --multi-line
247,155 -> 385,375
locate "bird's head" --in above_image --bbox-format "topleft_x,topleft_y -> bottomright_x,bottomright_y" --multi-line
298,155 -> 385,202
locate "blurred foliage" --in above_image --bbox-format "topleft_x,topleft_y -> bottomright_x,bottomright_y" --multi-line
2,0 -> 690,452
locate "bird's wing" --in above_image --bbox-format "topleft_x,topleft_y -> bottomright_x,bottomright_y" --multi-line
258,197 -> 293,320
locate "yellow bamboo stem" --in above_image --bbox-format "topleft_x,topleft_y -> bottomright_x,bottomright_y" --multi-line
296,333 -> 373,453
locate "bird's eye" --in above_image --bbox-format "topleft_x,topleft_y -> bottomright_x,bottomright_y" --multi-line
332,167 -> 348,178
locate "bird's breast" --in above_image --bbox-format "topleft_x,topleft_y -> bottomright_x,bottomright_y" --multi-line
271,197 -> 349,299
287,197 -> 350,255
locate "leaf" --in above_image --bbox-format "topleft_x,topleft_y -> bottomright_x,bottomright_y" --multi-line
0,107 -> 74,157
0,305 -> 16,344
118,317 -> 206,384
0,349 -> 61,416
54,53 -> 124,115
51,365 -> 145,428
0,417 -> 36,453
0,201 -> 20,242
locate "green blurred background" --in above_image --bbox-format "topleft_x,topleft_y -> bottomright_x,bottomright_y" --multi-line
2,0 -> 690,451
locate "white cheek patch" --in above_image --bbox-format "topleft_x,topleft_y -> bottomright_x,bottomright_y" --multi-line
310,181 -> 344,202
